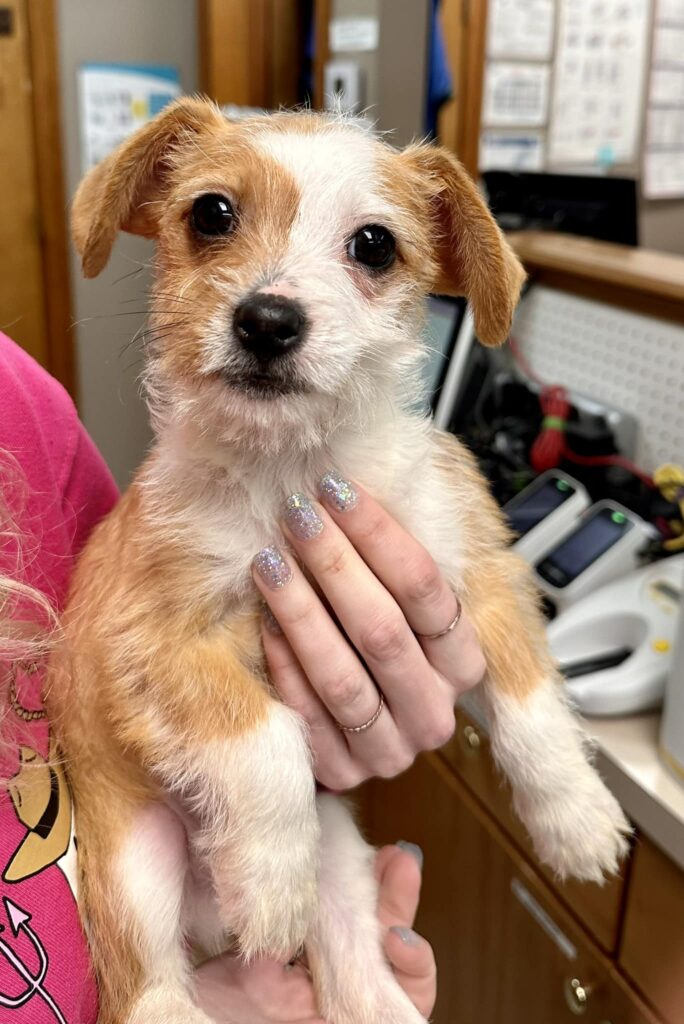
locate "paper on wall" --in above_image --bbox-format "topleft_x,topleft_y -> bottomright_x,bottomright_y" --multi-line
79,64 -> 181,172
648,106 -> 684,147
487,0 -> 555,60
644,150 -> 684,197
480,131 -> 545,171
644,0 -> 684,197
329,16 -> 379,53
650,67 -> 684,104
548,0 -> 651,166
657,0 -> 684,19
653,24 -> 684,65
483,62 -> 550,127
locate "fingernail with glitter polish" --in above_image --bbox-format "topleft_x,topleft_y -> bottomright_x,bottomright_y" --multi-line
396,840 -> 424,870
390,926 -> 421,947
318,471 -> 358,512
284,493 -> 324,541
253,545 -> 293,590
262,604 -> 283,634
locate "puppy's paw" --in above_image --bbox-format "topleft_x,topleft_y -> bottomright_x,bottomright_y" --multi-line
520,773 -> 631,883
326,978 -> 427,1024
234,862 -> 319,962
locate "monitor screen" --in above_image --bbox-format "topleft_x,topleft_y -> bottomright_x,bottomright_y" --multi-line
506,475 -> 577,537
536,507 -> 634,588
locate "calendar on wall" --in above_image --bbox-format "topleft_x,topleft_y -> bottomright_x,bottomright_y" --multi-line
480,0 -> 663,186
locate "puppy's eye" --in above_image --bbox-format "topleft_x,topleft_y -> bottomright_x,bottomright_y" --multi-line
191,194 -> 235,237
347,225 -> 396,270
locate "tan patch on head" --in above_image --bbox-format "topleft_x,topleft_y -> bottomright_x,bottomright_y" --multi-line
148,134 -> 302,381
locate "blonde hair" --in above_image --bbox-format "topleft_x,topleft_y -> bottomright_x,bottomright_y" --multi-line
1,451 -> 57,726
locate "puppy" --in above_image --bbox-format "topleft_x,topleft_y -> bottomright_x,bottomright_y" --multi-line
49,98 -> 630,1024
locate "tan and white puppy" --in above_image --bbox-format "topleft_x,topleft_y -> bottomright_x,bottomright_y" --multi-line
50,98 -> 630,1024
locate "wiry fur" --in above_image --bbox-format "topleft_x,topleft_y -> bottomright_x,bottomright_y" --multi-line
51,99 -> 629,1023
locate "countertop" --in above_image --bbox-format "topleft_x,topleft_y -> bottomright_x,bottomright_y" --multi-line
588,713 -> 684,872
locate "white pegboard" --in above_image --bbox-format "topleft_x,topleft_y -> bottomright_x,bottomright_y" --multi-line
511,286 -> 684,472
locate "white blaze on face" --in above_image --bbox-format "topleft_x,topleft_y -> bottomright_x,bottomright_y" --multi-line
250,126 -> 413,397
254,126 -> 394,267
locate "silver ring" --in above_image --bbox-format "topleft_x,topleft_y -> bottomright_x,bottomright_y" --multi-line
337,691 -> 385,733
415,595 -> 462,641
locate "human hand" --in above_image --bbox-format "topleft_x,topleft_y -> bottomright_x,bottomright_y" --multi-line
194,843 -> 436,1023
252,474 -> 486,790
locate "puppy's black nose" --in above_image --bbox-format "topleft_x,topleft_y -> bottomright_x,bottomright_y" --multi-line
233,294 -> 305,361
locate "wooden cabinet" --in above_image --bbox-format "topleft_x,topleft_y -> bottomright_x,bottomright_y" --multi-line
620,836 -> 684,1024
442,710 -> 626,953
0,0 -> 73,390
359,751 -> 661,1024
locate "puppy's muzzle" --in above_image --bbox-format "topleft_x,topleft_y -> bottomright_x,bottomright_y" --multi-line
234,294 -> 307,363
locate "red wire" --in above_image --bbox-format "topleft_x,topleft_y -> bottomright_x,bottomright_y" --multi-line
507,336 -> 654,487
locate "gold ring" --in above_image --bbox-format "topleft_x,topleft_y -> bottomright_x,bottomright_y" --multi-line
337,691 -> 385,733
415,595 -> 462,641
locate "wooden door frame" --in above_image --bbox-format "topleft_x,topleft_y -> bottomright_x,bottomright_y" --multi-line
199,0 -> 321,110
23,0 -> 75,396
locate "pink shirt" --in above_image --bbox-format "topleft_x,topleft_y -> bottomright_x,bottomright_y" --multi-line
0,333 -> 118,1023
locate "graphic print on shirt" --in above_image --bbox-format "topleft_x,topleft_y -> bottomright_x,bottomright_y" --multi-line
3,741 -> 73,885
0,896 -> 68,1023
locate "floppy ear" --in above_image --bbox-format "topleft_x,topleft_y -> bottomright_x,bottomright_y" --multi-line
72,96 -> 226,279
401,144 -> 525,346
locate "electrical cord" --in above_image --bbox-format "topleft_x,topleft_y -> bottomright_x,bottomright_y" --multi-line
507,335 -> 654,488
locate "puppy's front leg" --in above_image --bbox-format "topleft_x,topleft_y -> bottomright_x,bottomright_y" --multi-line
306,795 -> 426,1024
183,701 -> 320,960
139,620 -> 320,961
463,549 -> 631,882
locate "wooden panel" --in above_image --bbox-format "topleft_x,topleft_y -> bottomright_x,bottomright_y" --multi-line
200,0 -> 309,110
313,0 -> 330,110
199,0 -> 268,106
457,0 -> 487,177
25,0 -> 75,395
435,0 -> 463,154
0,0 -> 48,364
621,835 -> 684,1024
358,753 -> 660,1024
271,0 -> 304,108
440,709 -> 627,953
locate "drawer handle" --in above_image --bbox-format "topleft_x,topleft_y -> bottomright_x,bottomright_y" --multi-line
462,725 -> 481,751
564,977 -> 593,1016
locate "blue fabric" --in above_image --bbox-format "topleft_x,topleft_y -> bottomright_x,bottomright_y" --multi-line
426,0 -> 453,137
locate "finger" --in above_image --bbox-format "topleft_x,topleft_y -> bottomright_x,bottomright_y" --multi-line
261,618 -> 364,791
375,846 -> 437,1018
385,930 -> 437,1019
252,546 -> 406,772
376,844 -> 423,930
318,475 -> 486,693
280,498 -> 452,749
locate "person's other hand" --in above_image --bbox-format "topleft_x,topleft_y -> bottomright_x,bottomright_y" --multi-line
253,474 -> 486,790
194,843 -> 435,1023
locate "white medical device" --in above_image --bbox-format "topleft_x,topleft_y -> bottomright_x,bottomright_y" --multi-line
505,470 -> 590,564
548,555 -> 684,716
533,500 -> 656,613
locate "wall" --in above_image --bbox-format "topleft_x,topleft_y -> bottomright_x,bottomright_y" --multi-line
330,0 -> 430,146
640,199 -> 684,256
56,0 -> 198,487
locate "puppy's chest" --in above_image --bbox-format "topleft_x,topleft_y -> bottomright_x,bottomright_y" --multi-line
190,451 -> 466,603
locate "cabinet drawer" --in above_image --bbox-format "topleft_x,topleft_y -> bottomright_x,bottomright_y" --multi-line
360,754 -> 659,1024
441,709 -> 626,953
621,835 -> 684,1024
